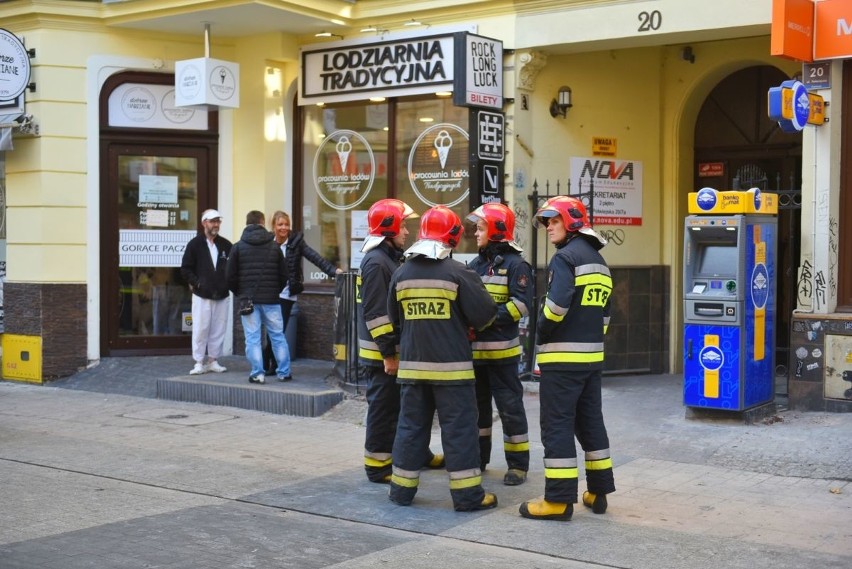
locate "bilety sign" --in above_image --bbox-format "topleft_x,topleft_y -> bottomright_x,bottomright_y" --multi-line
570,156 -> 644,226
0,29 -> 31,101
453,33 -> 503,110
408,123 -> 470,207
312,129 -> 376,211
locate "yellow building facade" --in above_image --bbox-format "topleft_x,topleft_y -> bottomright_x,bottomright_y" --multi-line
0,0 -> 849,411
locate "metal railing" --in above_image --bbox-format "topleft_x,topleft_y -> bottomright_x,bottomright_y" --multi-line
523,179 -> 595,377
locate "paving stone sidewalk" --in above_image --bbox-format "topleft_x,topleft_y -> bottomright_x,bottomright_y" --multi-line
1,361 -> 850,568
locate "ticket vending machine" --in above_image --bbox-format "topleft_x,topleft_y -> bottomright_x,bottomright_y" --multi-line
683,188 -> 777,410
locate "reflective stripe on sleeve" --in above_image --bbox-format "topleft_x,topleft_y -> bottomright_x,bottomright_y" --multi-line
357,339 -> 384,361
367,315 -> 394,339
472,338 -> 521,360
543,298 -> 567,322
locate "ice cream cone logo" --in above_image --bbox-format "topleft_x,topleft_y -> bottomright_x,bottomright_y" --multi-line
434,130 -> 453,169
336,136 -> 353,173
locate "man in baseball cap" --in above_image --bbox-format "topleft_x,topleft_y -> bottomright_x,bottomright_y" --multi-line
180,208 -> 233,375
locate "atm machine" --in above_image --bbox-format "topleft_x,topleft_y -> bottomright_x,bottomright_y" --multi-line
683,187 -> 777,410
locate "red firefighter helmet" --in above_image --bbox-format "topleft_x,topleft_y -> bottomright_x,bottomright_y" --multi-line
535,195 -> 606,248
466,203 -> 515,242
362,199 -> 418,252
418,205 -> 463,248
534,196 -> 589,231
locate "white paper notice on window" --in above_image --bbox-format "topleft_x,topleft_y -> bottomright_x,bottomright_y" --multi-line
351,210 -> 368,239
145,209 -> 169,227
139,175 -> 179,205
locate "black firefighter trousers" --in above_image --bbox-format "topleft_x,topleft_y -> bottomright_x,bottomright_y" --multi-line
390,382 -> 486,510
539,367 -> 616,504
474,362 -> 530,472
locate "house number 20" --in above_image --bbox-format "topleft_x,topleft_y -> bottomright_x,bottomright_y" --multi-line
638,10 -> 662,32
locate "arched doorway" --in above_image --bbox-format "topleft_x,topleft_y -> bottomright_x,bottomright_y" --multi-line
693,65 -> 801,387
98,71 -> 219,355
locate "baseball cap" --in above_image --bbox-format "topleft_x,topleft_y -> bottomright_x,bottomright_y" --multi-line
201,209 -> 223,222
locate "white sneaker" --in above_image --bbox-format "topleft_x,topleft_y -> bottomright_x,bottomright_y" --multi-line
189,363 -> 206,375
207,361 -> 227,373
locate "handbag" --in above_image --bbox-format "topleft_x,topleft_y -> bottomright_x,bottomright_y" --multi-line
238,297 -> 254,315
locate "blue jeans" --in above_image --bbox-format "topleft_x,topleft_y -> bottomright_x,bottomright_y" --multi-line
241,303 -> 290,378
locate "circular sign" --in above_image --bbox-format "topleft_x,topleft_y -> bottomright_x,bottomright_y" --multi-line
789,80 -> 810,131
312,129 -> 375,211
408,123 -> 470,207
698,345 -> 724,372
209,65 -> 236,102
751,263 -> 769,309
161,89 -> 196,124
0,29 -> 31,100
119,86 -> 157,123
176,64 -> 202,101
751,188 -> 762,211
695,187 -> 717,211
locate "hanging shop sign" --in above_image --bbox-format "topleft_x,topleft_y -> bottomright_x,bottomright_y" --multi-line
770,0 -> 814,62
175,57 -> 240,109
0,29 -> 30,101
770,0 -> 852,62
767,79 -> 826,133
299,26 -> 481,105
814,0 -> 852,60
453,33 -> 503,110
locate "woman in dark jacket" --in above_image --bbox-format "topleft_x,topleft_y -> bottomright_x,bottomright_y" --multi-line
263,210 -> 341,375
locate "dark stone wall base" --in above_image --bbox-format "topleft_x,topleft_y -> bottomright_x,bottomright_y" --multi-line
3,282 -> 87,380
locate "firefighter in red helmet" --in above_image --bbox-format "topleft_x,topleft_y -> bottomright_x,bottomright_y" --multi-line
465,203 -> 532,486
357,199 -> 444,483
387,205 -> 499,511
519,195 -> 615,521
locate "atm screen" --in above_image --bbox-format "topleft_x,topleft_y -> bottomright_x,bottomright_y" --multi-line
698,244 -> 738,276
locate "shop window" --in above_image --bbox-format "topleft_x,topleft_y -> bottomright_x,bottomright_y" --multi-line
299,95 -> 476,281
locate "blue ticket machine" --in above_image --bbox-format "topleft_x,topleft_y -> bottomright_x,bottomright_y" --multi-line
683,188 -> 777,410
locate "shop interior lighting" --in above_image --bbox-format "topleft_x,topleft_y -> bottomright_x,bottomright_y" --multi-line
315,31 -> 344,39
404,19 -> 423,27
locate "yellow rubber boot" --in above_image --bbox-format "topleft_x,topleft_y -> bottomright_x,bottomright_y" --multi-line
582,491 -> 608,514
519,498 -> 573,521
456,492 -> 498,512
425,453 -> 445,469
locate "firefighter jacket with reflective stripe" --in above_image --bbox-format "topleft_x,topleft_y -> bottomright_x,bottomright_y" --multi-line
388,255 -> 497,384
536,234 -> 612,370
468,243 -> 533,364
357,241 -> 403,366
